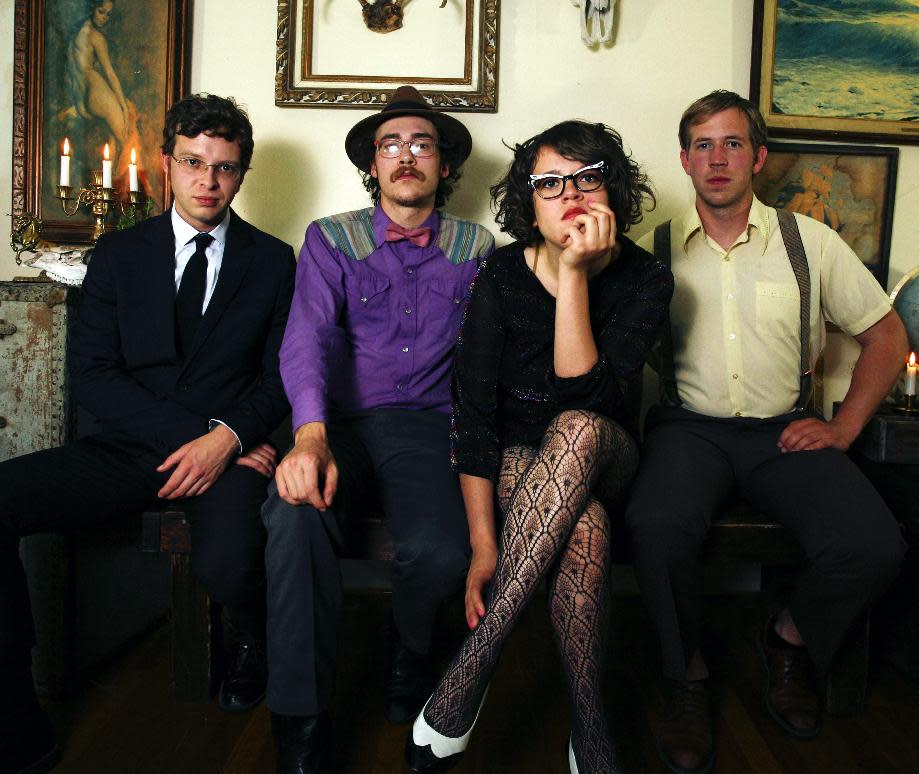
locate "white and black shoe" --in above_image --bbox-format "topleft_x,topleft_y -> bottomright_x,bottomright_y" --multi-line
405,688 -> 488,773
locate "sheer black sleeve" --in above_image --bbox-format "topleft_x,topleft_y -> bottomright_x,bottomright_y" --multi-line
451,258 -> 507,481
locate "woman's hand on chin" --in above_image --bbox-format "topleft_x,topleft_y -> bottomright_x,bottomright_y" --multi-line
559,201 -> 618,272
465,544 -> 498,629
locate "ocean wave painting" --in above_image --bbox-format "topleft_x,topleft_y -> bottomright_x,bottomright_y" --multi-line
770,0 -> 919,122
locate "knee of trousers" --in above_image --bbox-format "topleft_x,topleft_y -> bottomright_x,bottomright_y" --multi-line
191,536 -> 266,605
262,488 -> 330,556
626,505 -> 708,569
814,524 -> 907,596
394,535 -> 469,590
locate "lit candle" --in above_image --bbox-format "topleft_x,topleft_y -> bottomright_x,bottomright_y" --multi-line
102,143 -> 112,189
128,147 -> 138,192
60,138 -> 71,187
906,352 -> 917,397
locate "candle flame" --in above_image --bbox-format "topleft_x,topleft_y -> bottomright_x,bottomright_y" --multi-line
910,352 -> 917,367
130,147 -> 136,165
63,138 -> 70,155
103,143 -> 110,161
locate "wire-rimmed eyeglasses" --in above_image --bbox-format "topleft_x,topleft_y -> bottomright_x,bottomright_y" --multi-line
374,138 -> 438,159
528,161 -> 606,200
171,155 -> 243,181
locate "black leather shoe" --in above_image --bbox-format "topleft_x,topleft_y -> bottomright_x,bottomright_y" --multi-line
386,621 -> 431,724
1,704 -> 61,774
271,712 -> 331,774
219,637 -> 267,712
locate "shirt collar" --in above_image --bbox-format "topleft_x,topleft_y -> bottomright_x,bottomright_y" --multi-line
680,194 -> 771,256
371,205 -> 440,248
171,206 -> 231,253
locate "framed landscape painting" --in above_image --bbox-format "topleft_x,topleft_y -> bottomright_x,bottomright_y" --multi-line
753,141 -> 898,286
750,0 -> 919,144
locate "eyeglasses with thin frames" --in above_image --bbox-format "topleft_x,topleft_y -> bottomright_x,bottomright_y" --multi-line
171,155 -> 243,181
374,138 -> 438,159
528,160 -> 606,200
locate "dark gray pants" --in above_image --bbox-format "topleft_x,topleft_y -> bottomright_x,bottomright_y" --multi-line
0,435 -> 270,711
625,406 -> 906,679
262,409 -> 469,716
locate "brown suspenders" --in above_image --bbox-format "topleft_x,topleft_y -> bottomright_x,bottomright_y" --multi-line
652,209 -> 812,411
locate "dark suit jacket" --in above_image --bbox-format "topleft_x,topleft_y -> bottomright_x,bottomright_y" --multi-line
70,209 -> 296,457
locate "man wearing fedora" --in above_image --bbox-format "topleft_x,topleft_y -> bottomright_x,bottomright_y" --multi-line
261,86 -> 494,772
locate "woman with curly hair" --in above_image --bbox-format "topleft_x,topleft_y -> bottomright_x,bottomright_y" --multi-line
406,120 -> 674,773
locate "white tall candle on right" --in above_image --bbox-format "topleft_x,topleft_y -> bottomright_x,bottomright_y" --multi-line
906,352 -> 917,397
60,138 -> 71,187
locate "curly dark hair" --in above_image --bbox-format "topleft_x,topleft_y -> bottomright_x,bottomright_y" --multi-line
490,121 -> 655,244
162,93 -> 254,173
678,90 -> 767,152
359,139 -> 466,209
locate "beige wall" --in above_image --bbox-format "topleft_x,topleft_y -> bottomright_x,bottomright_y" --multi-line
3,0 -> 917,405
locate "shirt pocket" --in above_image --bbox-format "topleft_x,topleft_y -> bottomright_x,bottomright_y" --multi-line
428,276 -> 472,342
755,282 -> 799,338
344,272 -> 391,331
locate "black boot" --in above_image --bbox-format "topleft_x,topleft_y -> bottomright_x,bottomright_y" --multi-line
385,614 -> 431,724
271,712 -> 331,774
219,633 -> 267,712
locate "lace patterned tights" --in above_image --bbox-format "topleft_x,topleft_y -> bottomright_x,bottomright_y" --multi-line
423,410 -> 637,773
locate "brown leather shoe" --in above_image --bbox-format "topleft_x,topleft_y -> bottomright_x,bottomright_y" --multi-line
655,679 -> 714,774
758,621 -> 820,739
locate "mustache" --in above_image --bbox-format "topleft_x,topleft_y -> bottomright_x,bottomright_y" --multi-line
391,168 -> 425,183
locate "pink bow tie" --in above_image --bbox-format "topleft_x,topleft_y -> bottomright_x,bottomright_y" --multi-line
384,223 -> 432,248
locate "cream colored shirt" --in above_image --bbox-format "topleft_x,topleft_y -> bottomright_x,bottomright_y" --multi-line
638,196 -> 891,418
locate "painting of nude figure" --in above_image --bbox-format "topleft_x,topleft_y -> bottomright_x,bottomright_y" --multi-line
753,141 -> 899,287
12,0 -> 189,243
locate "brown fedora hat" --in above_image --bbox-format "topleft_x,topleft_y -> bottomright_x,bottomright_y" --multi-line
345,85 -> 472,173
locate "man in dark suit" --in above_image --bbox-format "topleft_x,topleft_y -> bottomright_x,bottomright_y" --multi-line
0,93 -> 295,774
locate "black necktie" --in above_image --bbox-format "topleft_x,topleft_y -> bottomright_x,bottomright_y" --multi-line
175,232 -> 213,358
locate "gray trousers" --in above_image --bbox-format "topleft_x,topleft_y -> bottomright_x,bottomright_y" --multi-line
262,409 -> 470,716
625,406 -> 906,679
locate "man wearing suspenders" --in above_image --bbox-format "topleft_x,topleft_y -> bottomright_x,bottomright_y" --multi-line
627,90 -> 908,774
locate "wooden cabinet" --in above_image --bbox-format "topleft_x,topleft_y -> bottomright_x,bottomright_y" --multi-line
0,281 -> 75,459
1,280 -> 169,696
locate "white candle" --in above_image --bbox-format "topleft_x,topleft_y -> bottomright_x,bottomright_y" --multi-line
102,143 -> 112,189
128,147 -> 138,192
906,352 -> 917,397
60,138 -> 71,187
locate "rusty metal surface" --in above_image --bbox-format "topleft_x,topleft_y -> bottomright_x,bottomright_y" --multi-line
0,281 -> 76,461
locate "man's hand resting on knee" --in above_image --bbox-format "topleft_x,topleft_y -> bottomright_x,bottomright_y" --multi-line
157,423 -> 240,499
275,421 -> 338,510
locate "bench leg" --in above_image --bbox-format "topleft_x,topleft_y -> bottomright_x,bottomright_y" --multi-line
825,612 -> 869,715
170,553 -> 215,702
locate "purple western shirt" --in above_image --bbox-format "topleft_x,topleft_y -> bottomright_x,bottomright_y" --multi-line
280,206 -> 493,432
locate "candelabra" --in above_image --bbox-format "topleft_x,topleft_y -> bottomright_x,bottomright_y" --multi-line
58,169 -> 146,243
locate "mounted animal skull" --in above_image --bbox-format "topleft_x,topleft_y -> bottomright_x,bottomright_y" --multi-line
571,0 -> 616,46
360,0 -> 448,34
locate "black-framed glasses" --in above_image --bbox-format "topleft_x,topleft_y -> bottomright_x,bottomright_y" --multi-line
528,161 -> 606,200
171,155 -> 242,181
374,138 -> 438,159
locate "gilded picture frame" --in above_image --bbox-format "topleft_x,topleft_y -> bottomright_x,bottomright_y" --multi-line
12,0 -> 191,244
750,0 -> 919,144
753,141 -> 898,287
276,0 -> 500,111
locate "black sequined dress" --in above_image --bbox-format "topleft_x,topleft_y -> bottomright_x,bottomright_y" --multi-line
451,237 -> 673,480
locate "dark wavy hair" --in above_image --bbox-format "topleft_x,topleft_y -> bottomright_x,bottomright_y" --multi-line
162,93 -> 255,173
359,138 -> 466,209
490,121 -> 655,244
678,89 -> 768,152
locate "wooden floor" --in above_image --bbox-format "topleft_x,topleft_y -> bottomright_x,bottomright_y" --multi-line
42,591 -> 919,773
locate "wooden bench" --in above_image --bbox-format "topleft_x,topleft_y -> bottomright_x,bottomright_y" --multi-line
142,502 -> 868,713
